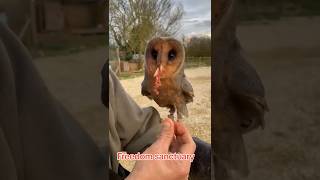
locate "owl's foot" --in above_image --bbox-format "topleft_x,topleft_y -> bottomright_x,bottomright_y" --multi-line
177,113 -> 183,121
168,114 -> 174,120
168,105 -> 175,121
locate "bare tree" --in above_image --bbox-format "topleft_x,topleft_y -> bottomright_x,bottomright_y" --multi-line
109,0 -> 184,58
185,36 -> 211,57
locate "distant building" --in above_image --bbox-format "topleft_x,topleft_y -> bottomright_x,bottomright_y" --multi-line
0,0 -> 32,43
0,0 -> 106,46
38,0 -> 106,34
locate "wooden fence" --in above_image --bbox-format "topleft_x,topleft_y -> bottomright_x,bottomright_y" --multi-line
185,57 -> 211,68
109,57 -> 211,73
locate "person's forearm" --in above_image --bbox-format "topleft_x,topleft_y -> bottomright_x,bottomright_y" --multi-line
108,70 -> 162,171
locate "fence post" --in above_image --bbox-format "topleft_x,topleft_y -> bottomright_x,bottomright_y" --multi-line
115,47 -> 121,75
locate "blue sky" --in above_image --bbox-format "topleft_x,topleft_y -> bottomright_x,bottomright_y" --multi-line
177,0 -> 211,37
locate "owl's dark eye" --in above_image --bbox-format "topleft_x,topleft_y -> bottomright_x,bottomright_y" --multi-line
168,49 -> 176,61
151,49 -> 158,60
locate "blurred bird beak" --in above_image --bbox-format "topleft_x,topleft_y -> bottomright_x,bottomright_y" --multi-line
153,65 -> 164,77
156,54 -> 161,66
154,68 -> 159,77
154,51 -> 163,77
159,65 -> 164,73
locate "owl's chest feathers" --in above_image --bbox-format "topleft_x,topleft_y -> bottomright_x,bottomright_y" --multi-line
150,77 -> 182,107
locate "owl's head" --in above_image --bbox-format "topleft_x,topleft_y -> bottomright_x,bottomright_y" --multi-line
145,37 -> 185,78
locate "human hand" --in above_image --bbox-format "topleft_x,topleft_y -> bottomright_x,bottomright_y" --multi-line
126,118 -> 196,180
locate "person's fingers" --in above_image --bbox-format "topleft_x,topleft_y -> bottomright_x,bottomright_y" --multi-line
169,135 -> 178,152
174,121 -> 183,135
153,118 -> 174,151
174,121 -> 196,154
175,121 -> 193,143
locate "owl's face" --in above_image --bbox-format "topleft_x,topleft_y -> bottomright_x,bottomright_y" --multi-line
145,37 -> 185,78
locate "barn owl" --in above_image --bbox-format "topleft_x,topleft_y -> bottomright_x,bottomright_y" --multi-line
141,37 -> 194,120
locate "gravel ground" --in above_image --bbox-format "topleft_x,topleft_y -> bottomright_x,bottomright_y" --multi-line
237,17 -> 320,180
34,47 -> 108,147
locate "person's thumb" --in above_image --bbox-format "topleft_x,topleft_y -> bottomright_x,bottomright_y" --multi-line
154,118 -> 174,151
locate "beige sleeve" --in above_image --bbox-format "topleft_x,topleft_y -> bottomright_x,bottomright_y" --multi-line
108,70 -> 161,171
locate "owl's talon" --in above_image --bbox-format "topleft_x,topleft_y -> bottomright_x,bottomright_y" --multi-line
168,114 -> 174,120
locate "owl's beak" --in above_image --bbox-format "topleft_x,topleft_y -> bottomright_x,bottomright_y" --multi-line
159,65 -> 164,72
153,65 -> 164,78
154,68 -> 159,77
154,53 -> 163,77
155,57 -> 163,72
156,56 -> 161,67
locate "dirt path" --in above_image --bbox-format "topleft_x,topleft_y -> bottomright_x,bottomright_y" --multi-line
34,47 -> 108,146
238,17 -> 320,180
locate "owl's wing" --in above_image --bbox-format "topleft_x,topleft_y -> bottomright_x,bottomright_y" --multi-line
141,76 -> 153,100
226,41 -> 269,132
181,76 -> 194,103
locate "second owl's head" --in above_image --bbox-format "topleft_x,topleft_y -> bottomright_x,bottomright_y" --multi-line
145,37 -> 185,78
